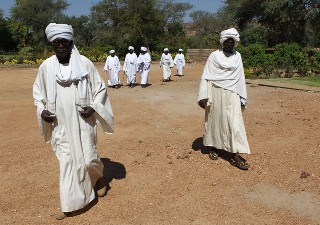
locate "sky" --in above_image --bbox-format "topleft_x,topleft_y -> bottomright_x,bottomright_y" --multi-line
1,0 -> 225,20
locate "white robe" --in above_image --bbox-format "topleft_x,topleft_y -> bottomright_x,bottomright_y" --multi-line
160,53 -> 174,80
173,53 -> 185,75
104,55 -> 121,86
123,52 -> 138,84
33,55 -> 114,212
137,52 -> 151,85
198,49 -> 250,154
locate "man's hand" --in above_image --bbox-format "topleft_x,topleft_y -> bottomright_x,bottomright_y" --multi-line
79,106 -> 95,118
41,110 -> 56,123
198,99 -> 207,109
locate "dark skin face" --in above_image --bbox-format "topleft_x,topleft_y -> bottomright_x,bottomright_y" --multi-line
128,49 -> 134,54
41,38 -> 95,123
52,38 -> 73,64
222,38 -> 235,54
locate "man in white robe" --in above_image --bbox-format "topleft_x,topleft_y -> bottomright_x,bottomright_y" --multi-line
33,23 -> 114,220
123,46 -> 138,88
104,49 -> 122,89
137,46 -> 151,88
173,49 -> 186,76
197,28 -> 250,170
160,48 -> 174,82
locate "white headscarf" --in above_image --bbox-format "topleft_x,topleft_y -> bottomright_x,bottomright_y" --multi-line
178,49 -> 183,52
45,23 -> 74,42
219,28 -> 240,45
141,46 -> 147,51
128,46 -> 134,50
109,50 -> 115,54
164,48 -> 169,52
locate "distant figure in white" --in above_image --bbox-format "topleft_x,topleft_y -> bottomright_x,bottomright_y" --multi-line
123,46 -> 138,88
104,49 -> 121,89
174,48 -> 186,76
137,46 -> 151,88
160,48 -> 174,82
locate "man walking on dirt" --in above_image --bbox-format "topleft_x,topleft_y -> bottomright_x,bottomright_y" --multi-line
33,23 -> 114,220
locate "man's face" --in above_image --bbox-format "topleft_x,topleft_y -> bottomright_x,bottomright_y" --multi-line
52,38 -> 72,58
129,49 -> 134,54
222,38 -> 235,53
164,51 -> 169,55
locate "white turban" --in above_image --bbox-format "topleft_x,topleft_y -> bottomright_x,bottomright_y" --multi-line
141,46 -> 147,51
128,46 -> 134,50
45,23 -> 74,42
219,28 -> 240,45
164,48 -> 169,52
178,49 -> 183,52
109,50 -> 115,54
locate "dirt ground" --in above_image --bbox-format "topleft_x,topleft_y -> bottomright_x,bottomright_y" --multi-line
0,61 -> 320,225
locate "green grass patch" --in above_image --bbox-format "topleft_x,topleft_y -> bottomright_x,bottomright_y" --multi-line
267,76 -> 320,87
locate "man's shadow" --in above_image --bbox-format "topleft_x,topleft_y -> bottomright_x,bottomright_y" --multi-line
192,137 -> 233,162
70,158 -> 126,217
100,158 -> 126,195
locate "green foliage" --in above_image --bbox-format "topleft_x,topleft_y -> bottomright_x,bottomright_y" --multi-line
238,43 -> 320,78
11,0 -> 69,49
0,17 -> 18,52
223,0 -> 320,46
78,47 -> 110,62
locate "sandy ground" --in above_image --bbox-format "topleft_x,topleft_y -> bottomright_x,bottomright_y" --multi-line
0,62 -> 320,225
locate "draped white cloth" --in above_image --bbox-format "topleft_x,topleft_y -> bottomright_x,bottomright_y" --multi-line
173,53 -> 185,75
33,55 -> 114,212
104,55 -> 121,86
123,52 -> 138,84
199,49 -> 247,105
198,49 -> 250,154
137,52 -> 151,85
160,53 -> 174,80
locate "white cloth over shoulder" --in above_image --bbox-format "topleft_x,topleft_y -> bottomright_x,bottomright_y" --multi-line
199,49 -> 247,105
44,23 -> 89,112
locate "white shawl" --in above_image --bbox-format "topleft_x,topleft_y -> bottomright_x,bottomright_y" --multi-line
199,49 -> 247,104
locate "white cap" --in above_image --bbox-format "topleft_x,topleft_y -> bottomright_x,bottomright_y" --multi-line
164,48 -> 169,52
141,46 -> 147,51
128,46 -> 134,50
109,50 -> 115,54
178,49 -> 183,52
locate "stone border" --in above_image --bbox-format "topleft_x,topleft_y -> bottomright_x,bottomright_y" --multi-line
246,79 -> 320,93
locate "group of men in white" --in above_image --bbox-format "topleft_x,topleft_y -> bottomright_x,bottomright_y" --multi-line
103,46 -> 186,88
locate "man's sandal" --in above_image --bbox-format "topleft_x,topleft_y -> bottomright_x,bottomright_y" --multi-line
209,150 -> 218,160
230,158 -> 249,170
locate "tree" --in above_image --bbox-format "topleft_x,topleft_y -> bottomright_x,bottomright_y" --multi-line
62,15 -> 96,47
90,0 -> 193,55
189,9 -> 234,48
0,12 -> 18,52
224,0 -> 320,46
11,0 -> 69,50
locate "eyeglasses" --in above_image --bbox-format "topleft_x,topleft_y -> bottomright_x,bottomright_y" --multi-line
52,39 -> 71,47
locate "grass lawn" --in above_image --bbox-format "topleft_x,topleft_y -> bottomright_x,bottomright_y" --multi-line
267,76 -> 320,87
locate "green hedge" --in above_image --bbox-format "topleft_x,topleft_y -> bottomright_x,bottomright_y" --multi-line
238,43 -> 320,78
